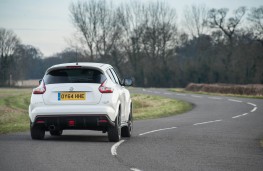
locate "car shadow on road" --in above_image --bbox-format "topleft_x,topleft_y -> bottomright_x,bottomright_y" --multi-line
0,132 -> 110,143
44,135 -> 109,143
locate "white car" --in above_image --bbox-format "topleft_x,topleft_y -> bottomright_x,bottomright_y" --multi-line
29,62 -> 133,142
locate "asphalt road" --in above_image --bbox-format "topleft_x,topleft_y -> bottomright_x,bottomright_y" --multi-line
0,88 -> 263,171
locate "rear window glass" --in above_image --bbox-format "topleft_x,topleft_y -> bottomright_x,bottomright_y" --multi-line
44,68 -> 106,84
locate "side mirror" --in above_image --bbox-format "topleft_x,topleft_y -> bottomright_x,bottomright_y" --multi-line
122,78 -> 133,86
39,79 -> 42,85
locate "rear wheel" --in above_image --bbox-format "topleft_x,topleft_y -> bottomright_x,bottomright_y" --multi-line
30,123 -> 45,140
50,130 -> 63,136
108,110 -> 121,142
121,110 -> 133,137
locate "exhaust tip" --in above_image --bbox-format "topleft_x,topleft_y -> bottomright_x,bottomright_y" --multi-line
49,125 -> 55,130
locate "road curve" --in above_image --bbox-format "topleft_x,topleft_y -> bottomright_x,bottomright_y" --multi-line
0,88 -> 263,171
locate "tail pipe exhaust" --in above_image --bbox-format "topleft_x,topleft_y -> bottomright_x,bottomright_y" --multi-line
49,125 -> 55,131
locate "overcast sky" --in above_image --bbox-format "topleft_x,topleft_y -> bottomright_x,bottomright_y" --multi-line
0,0 -> 262,56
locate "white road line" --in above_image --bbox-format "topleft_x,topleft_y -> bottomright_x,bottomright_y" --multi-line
247,102 -> 257,107
191,95 -> 203,98
111,140 -> 125,156
176,93 -> 186,96
208,97 -> 222,100
130,168 -> 143,171
164,92 -> 172,95
251,107 -> 257,112
228,99 -> 243,103
193,120 -> 222,126
142,89 -> 146,91
232,113 -> 248,119
139,127 -> 177,136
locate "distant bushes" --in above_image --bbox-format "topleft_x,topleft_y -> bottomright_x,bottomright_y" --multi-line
186,83 -> 263,96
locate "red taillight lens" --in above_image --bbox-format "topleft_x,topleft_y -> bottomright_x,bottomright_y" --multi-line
36,120 -> 45,124
99,80 -> 113,93
33,80 -> 46,94
98,119 -> 108,123
68,120 -> 75,126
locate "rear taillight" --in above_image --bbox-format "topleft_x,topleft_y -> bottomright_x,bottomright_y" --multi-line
33,80 -> 46,94
99,80 -> 113,93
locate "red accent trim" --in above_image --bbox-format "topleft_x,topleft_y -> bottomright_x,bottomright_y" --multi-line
68,120 -> 75,126
98,119 -> 108,123
36,120 -> 45,123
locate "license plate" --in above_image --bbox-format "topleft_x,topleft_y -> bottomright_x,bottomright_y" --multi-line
58,92 -> 86,101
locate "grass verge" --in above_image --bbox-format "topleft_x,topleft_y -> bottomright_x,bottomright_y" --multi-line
132,94 -> 192,120
0,88 -> 32,134
170,88 -> 263,99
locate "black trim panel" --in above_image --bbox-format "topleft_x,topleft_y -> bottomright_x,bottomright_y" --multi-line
33,114 -> 115,131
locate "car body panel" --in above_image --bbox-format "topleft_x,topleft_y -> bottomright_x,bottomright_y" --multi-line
29,62 -> 132,131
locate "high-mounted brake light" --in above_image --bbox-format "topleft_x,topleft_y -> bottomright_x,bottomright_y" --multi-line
99,80 -> 113,93
66,66 -> 82,68
33,80 -> 46,94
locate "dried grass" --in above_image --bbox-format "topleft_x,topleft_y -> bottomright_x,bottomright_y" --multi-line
186,83 -> 263,96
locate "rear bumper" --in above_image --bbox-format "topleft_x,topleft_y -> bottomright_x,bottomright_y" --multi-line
29,104 -> 117,122
32,115 -> 114,131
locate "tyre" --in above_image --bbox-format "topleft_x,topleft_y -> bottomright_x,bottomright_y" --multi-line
121,110 -> 133,137
108,110 -> 121,142
30,124 -> 45,140
50,130 -> 63,136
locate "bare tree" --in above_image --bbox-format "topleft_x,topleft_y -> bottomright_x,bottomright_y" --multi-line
207,7 -> 246,42
0,28 -> 20,58
70,0 -> 122,61
140,1 -> 178,86
0,28 -> 20,85
117,1 -> 148,85
248,6 -> 263,45
183,4 -> 208,38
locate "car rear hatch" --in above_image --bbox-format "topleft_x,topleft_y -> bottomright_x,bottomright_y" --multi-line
42,66 -> 106,105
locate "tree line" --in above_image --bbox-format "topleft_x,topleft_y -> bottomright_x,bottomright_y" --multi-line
0,0 -> 262,87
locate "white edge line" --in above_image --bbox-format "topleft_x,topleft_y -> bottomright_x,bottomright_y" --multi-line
139,127 -> 177,136
232,113 -> 248,118
193,120 -> 222,126
191,95 -> 203,98
164,92 -> 172,95
111,140 -> 125,156
130,168 -> 143,171
208,97 -> 222,100
251,107 -> 257,112
247,102 -> 257,107
176,93 -> 186,96
228,99 -> 242,103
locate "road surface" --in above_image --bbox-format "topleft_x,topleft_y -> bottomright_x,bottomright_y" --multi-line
0,88 -> 262,171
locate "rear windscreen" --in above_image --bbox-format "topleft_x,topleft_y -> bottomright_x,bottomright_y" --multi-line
44,68 -> 106,84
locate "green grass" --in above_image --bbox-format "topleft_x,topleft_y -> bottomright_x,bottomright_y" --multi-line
132,94 -> 192,120
170,88 -> 263,99
0,88 -> 32,134
0,88 -> 192,134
